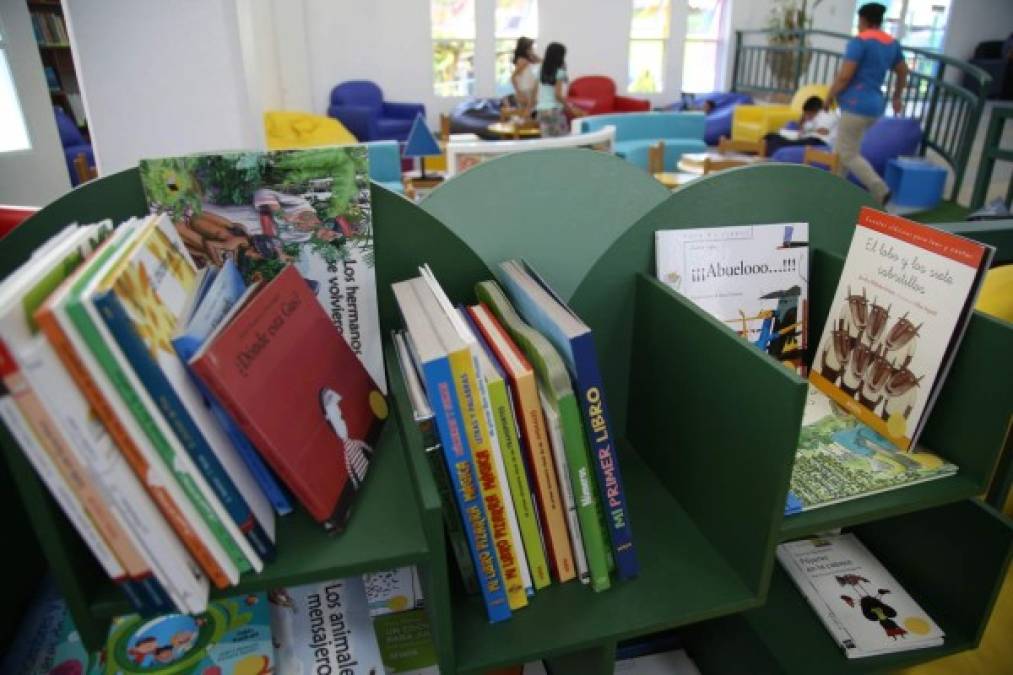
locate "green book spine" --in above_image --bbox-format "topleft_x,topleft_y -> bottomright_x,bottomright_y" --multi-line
64,299 -> 251,574
487,378 -> 551,590
422,432 -> 481,595
558,393 -> 611,592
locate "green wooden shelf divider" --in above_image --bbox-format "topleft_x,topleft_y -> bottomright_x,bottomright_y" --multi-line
2,151 -> 1010,674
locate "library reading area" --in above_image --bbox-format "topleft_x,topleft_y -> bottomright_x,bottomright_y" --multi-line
0,1 -> 1011,674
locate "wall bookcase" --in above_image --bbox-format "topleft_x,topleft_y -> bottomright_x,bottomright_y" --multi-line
1,151 -> 1010,674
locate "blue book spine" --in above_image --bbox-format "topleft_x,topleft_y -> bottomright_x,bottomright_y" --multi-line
92,291 -> 276,562
570,333 -> 638,580
173,334 -> 294,517
134,575 -> 174,616
420,354 -> 511,623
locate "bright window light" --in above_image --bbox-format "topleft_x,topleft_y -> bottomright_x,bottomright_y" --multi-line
0,32 -> 31,153
628,0 -> 671,94
431,0 -> 476,97
682,0 -> 726,94
495,0 -> 538,95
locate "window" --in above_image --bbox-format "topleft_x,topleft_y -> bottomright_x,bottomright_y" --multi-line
628,0 -> 671,94
431,0 -> 476,97
0,24 -> 31,153
682,0 -> 726,93
494,0 -> 538,95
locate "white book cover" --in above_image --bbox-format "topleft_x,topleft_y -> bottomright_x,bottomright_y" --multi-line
269,576 -> 383,675
19,336 -> 210,614
363,566 -> 425,617
809,208 -> 992,450
538,388 -> 589,585
48,223 -> 241,587
614,649 -> 702,674
656,223 -> 809,374
778,534 -> 944,656
0,396 -> 124,581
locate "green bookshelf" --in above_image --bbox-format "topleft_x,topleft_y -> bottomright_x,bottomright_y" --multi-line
685,500 -> 1013,675
1,151 -> 1010,674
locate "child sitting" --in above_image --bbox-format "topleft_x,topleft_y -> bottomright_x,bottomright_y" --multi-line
764,96 -> 838,156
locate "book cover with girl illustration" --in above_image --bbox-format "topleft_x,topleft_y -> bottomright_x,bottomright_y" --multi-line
138,147 -> 385,393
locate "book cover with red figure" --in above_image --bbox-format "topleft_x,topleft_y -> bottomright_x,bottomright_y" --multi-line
190,265 -> 388,532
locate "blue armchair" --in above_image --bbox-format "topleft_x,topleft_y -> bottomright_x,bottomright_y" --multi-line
327,81 -> 425,142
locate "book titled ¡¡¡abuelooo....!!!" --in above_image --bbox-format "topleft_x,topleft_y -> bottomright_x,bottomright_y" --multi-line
190,265 -> 388,532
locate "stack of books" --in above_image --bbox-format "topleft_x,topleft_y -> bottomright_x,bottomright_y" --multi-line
0,146 -> 387,618
778,534 -> 944,658
392,261 -> 638,622
655,211 -> 995,514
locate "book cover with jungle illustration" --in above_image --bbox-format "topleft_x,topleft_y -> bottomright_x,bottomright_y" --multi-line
139,147 -> 384,391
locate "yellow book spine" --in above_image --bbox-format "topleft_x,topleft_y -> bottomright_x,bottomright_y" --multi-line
449,347 -> 528,610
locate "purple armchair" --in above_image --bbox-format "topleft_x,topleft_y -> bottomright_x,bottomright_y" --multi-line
54,106 -> 93,186
327,80 -> 425,142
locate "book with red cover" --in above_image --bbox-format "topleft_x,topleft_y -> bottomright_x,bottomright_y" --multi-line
189,265 -> 387,531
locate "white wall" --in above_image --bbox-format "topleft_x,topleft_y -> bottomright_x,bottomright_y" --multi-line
64,0 -> 261,175
245,0 -> 740,127
942,0 -> 1013,83
0,0 -> 71,205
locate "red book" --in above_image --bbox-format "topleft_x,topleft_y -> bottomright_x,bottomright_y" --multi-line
190,266 -> 387,531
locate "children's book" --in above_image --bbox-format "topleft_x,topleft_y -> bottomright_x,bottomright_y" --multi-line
0,222 -> 165,614
809,207 -> 993,451
139,147 -> 385,393
269,577 -> 382,674
499,259 -> 636,584
173,259 -> 294,517
655,223 -> 810,374
86,214 -> 276,565
459,306 -> 540,595
60,217 -> 258,584
467,302 -> 574,584
475,280 -> 590,587
786,385 -> 957,513
190,265 -> 387,532
374,609 -> 440,674
392,330 -> 480,596
102,592 -> 275,674
391,278 -> 511,623
787,209 -> 992,513
415,269 -> 528,610
36,220 -> 237,595
362,566 -> 425,617
778,534 -> 944,658
464,307 -> 551,591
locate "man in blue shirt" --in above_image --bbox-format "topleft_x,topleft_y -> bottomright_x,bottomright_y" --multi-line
826,3 -> 909,204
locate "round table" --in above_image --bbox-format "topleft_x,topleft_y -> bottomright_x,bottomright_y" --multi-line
487,121 -> 541,139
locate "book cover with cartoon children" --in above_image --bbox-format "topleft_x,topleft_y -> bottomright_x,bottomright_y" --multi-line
656,223 -> 809,374
138,147 -> 385,393
102,592 -> 274,674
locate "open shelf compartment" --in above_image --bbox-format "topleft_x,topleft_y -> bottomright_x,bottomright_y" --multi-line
683,499 -> 1013,675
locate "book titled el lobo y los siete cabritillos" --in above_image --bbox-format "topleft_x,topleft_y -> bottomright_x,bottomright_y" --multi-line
787,207 -> 994,513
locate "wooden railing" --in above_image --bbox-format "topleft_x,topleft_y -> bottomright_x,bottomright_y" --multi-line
731,29 -> 992,201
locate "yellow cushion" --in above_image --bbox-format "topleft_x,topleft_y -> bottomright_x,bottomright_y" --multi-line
263,111 -> 357,150
975,263 -> 1013,322
731,84 -> 832,143
790,84 -> 831,113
